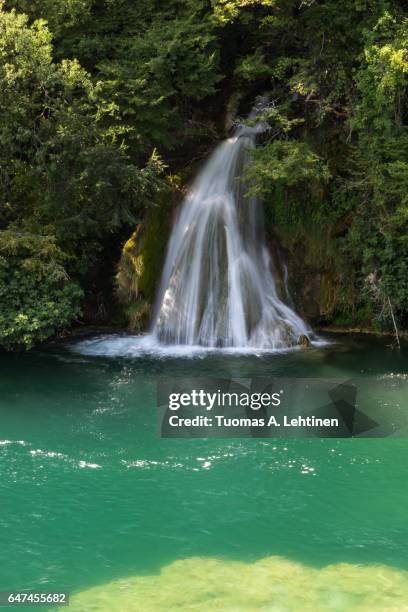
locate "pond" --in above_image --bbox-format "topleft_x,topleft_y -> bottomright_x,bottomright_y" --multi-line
1,334 -> 407,610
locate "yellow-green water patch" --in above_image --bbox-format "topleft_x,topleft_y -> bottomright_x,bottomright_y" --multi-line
60,556 -> 408,611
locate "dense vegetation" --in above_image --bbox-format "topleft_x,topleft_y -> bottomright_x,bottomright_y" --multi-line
0,0 -> 407,349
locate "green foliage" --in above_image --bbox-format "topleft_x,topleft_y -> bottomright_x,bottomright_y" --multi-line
0,6 -> 166,251
342,12 -> 408,322
352,12 -> 407,134
211,0 -> 277,24
244,137 -> 330,236
4,0 -> 91,35
233,0 -> 408,327
1,0 -> 408,343
234,49 -> 272,82
96,16 -> 221,149
247,140 -> 330,194
0,231 -> 83,350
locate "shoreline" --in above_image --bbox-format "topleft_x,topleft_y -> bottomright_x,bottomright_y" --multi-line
1,324 -> 404,355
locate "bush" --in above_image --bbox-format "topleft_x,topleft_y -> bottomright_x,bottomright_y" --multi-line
0,231 -> 83,350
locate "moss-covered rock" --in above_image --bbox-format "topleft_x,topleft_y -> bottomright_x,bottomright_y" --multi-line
116,183 -> 178,332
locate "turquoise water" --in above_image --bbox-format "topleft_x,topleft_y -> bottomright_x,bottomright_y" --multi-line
1,334 -> 408,609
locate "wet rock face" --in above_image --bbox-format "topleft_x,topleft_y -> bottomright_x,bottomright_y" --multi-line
291,270 -> 325,322
266,229 -> 363,329
224,92 -> 243,132
266,237 -> 328,325
298,334 -> 311,347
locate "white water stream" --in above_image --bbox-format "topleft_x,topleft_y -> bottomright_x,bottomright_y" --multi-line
150,121 -> 311,349
75,109 -> 318,357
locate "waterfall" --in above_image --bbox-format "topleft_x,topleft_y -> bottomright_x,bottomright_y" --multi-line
150,117 -> 312,350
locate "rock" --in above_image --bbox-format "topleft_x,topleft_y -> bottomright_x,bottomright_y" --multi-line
225,92 -> 243,132
298,334 -> 311,347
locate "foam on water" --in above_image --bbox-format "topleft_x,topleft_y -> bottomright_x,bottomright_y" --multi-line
72,333 -> 328,358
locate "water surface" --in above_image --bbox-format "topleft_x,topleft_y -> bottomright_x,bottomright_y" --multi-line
0,334 -> 407,609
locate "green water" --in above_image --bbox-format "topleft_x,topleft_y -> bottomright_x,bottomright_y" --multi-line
1,334 -> 408,609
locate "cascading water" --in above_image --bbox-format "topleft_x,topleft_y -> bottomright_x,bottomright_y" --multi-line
74,107 -> 318,357
150,112 -> 312,350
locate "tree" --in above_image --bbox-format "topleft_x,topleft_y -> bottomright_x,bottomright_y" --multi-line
0,231 -> 82,350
